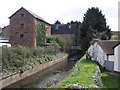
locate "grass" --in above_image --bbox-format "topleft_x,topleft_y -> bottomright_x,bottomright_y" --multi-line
51,54 -> 120,89
101,73 -> 120,88
52,55 -> 100,88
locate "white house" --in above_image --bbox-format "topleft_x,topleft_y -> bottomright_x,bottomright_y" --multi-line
0,43 -> 11,47
114,44 -> 120,72
87,40 -> 120,72
0,39 -> 11,47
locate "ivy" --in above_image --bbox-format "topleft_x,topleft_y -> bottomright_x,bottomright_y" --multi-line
36,20 -> 46,46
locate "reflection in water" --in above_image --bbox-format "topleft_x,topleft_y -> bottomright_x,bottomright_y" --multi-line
6,59 -> 76,88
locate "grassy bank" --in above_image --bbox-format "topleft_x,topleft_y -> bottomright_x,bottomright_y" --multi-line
52,55 -> 100,88
101,73 -> 120,88
52,54 -> 120,89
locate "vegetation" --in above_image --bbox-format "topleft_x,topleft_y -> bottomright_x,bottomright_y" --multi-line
52,54 -> 120,89
52,55 -> 100,88
54,20 -> 61,24
76,7 -> 111,52
101,73 -> 120,88
47,36 -> 68,52
2,45 -> 62,74
36,20 -> 46,46
67,20 -> 81,25
110,35 -> 119,40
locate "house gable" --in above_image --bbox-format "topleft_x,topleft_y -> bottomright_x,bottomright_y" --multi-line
9,7 -> 37,47
9,7 -> 51,25
9,7 -> 51,47
98,40 -> 120,55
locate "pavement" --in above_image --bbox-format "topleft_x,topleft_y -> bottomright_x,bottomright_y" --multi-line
105,71 -> 120,77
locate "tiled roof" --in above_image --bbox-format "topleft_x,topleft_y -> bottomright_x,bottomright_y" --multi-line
51,24 -> 77,34
98,40 -> 120,55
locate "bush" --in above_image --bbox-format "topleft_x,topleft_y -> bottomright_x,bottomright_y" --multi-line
110,35 -> 118,40
2,45 -> 59,73
47,36 -> 68,52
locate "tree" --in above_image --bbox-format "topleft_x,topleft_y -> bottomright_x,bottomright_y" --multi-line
54,20 -> 61,24
67,20 -> 80,24
79,7 -> 111,51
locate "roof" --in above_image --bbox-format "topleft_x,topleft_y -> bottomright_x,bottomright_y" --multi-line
9,7 -> 51,25
97,40 -> 120,55
0,43 -> 11,47
51,24 -> 77,34
0,39 -> 9,43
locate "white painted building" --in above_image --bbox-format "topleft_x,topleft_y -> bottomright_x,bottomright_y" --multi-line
0,39 -> 11,47
0,43 -> 11,47
114,44 -> 120,72
87,40 -> 120,72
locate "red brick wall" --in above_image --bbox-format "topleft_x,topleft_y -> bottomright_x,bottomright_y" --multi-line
9,8 -> 36,47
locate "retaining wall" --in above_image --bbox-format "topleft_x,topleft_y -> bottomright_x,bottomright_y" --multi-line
0,54 -> 68,89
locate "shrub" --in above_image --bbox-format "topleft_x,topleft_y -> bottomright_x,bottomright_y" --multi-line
110,35 -> 118,40
47,36 -> 68,52
2,45 -> 60,73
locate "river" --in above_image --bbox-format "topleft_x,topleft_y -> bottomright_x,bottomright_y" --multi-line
6,59 -> 77,88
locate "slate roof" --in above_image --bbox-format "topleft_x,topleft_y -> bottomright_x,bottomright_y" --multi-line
9,7 -> 50,25
51,24 -> 77,34
98,40 -> 120,55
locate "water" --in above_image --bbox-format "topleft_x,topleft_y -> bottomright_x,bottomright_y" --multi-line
6,59 -> 76,88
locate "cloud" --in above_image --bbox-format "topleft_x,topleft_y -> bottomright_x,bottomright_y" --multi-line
0,0 -> 119,31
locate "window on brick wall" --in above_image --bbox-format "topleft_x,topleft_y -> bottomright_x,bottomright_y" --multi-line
55,25 -> 59,30
21,14 -> 25,17
20,34 -> 24,38
20,24 -> 24,29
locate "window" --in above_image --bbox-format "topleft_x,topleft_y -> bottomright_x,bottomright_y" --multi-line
20,24 -> 24,29
21,14 -> 25,17
55,25 -> 59,30
69,25 -> 71,29
20,34 -> 24,38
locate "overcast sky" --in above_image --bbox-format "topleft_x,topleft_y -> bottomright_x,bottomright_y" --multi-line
0,0 -> 119,31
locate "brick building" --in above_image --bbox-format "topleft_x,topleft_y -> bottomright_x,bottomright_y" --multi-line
51,24 -> 77,44
9,7 -> 51,47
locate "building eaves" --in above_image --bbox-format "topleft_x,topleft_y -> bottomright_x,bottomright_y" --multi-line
98,40 -> 120,55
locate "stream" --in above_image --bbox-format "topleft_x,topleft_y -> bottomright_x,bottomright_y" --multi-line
6,59 -> 77,88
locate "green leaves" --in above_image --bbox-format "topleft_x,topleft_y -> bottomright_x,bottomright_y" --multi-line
36,21 -> 46,46
2,46 -> 60,73
47,36 -> 68,52
78,7 -> 111,51
53,55 -> 100,88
